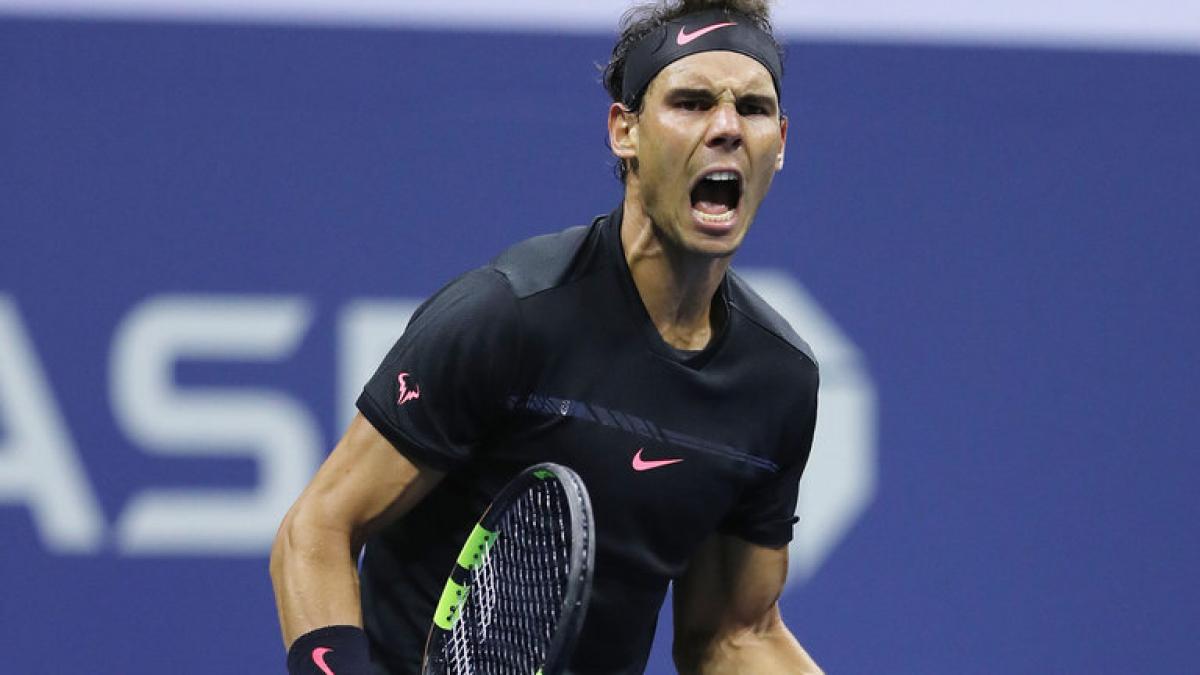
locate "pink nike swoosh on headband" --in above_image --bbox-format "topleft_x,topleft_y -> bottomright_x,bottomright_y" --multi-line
312,647 -> 336,675
677,21 -> 737,46
632,448 -> 684,471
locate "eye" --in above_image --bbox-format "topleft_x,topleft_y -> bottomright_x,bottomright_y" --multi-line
676,98 -> 710,111
738,102 -> 769,116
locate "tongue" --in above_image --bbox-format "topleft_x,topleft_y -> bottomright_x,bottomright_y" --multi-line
694,199 -> 731,215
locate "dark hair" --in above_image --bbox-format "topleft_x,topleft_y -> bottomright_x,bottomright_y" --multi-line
601,0 -> 784,182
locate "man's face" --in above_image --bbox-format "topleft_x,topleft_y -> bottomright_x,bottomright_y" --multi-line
621,50 -> 787,258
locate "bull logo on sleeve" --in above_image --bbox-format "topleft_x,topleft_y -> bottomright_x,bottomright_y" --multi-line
396,372 -> 421,406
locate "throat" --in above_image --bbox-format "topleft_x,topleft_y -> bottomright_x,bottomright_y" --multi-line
657,322 -> 713,351
619,195 -> 732,349
653,284 -> 730,352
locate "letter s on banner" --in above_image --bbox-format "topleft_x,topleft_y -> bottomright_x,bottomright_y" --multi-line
110,295 -> 321,555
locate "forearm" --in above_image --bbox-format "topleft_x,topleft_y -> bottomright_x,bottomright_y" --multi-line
270,508 -> 366,647
675,613 -> 822,675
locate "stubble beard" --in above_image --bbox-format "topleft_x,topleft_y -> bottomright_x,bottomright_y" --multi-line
648,213 -> 739,261
640,182 -> 741,262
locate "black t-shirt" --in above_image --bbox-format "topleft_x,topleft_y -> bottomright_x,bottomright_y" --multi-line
356,207 -> 819,674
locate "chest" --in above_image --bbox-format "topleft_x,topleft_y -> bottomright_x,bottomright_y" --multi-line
482,344 -> 784,574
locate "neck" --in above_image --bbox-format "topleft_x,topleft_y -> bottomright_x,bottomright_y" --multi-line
620,188 -> 731,351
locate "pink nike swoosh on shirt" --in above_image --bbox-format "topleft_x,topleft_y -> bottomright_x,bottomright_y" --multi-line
632,448 -> 684,471
312,647 -> 336,675
676,21 -> 737,45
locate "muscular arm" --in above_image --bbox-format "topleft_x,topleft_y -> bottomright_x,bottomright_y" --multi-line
269,413 -> 444,647
672,534 -> 823,675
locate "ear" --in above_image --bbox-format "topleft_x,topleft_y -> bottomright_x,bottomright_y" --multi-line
608,102 -> 638,162
776,114 -> 789,171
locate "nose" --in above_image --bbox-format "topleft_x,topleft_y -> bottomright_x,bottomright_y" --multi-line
705,98 -> 743,152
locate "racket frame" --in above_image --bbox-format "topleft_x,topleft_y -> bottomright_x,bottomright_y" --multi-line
421,462 -> 595,675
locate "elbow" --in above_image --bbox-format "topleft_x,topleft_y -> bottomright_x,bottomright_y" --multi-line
269,498 -> 360,582
674,608 -> 822,675
269,506 -> 300,585
269,501 -> 329,581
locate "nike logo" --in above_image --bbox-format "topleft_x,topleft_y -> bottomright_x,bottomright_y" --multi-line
632,448 -> 684,471
676,21 -> 737,45
311,647 -> 335,675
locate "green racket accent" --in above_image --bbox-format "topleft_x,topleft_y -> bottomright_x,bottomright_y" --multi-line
422,463 -> 594,675
433,578 -> 470,631
455,523 -> 498,570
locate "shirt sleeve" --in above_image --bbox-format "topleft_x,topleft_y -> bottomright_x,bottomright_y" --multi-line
718,372 -> 819,548
355,267 -> 522,471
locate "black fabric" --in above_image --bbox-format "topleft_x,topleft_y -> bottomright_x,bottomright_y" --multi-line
356,267 -> 523,471
356,208 -> 819,674
287,625 -> 373,675
621,8 -> 783,106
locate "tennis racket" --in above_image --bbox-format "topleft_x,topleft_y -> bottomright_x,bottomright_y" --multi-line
421,462 -> 595,675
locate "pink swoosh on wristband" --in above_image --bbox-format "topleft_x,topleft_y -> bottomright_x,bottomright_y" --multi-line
311,647 -> 336,675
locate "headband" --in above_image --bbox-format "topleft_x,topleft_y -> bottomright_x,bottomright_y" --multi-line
621,9 -> 782,107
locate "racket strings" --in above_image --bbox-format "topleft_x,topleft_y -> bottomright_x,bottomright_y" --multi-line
444,479 -> 573,674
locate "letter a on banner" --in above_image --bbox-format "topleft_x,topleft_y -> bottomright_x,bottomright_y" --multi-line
0,295 -> 105,553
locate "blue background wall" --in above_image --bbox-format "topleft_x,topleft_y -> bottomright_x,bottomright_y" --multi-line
1,15 -> 1198,673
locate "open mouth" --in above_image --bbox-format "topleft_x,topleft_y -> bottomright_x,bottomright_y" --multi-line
689,170 -> 743,225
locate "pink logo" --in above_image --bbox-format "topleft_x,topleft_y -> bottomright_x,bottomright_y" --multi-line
396,372 -> 421,406
632,447 -> 684,472
311,647 -> 336,675
676,21 -> 737,45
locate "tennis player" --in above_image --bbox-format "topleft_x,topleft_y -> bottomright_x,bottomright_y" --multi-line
271,1 -> 822,673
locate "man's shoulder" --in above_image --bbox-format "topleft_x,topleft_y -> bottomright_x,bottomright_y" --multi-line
726,269 -> 818,368
489,217 -> 605,299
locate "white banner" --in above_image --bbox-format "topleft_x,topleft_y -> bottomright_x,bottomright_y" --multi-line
1,0 -> 1198,53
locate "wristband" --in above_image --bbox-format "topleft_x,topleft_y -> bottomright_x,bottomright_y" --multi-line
287,625 -> 373,675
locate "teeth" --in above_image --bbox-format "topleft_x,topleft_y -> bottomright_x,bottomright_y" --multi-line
704,171 -> 739,182
692,208 -> 736,223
